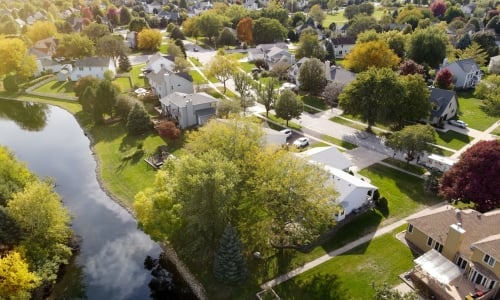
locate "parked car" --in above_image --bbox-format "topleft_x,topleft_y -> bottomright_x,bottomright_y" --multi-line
293,137 -> 309,148
280,128 -> 292,138
448,119 -> 467,129
193,47 -> 199,52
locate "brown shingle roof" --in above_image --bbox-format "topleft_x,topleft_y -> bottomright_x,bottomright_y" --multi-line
408,208 -> 500,260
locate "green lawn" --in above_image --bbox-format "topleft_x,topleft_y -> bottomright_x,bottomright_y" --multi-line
240,61 -> 255,73
382,157 -> 427,176
261,112 -> 302,130
300,95 -> 327,111
329,116 -> 385,135
457,91 -> 498,131
189,57 -> 202,67
430,146 -> 455,157
89,122 -> 185,206
34,80 -> 75,95
114,77 -> 133,92
188,70 -> 208,85
130,64 -> 148,88
492,126 -> 500,136
274,226 -> 414,300
321,134 -> 357,150
434,130 -> 471,150
322,7 -> 387,27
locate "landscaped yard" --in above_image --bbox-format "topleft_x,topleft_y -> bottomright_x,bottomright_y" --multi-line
34,80 -> 75,95
457,91 -> 498,131
382,157 -> 427,176
273,226 -> 414,300
434,130 -> 471,151
114,77 -> 133,92
300,95 -> 327,111
130,63 -> 148,88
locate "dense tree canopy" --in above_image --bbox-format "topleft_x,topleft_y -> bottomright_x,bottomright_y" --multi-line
407,27 -> 450,68
440,140 -> 500,212
0,251 -> 40,299
56,34 -> 95,58
134,118 -> 337,270
207,54 -> 237,93
474,75 -> 500,116
344,40 -> 400,73
253,17 -> 287,44
298,58 -> 326,95
0,37 -> 37,78
386,124 -> 436,162
198,12 -> 225,43
26,21 -> 57,43
137,28 -> 162,51
275,89 -> 303,126
295,33 -> 327,61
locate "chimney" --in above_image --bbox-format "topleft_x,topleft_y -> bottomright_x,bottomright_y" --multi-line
442,223 -> 466,260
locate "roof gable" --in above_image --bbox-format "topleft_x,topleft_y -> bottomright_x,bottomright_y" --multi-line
428,87 -> 456,118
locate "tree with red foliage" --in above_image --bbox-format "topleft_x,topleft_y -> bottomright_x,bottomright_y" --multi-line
399,59 -> 425,76
236,17 -> 253,45
434,68 -> 454,89
430,1 -> 446,17
156,121 -> 181,140
107,6 -> 120,26
439,140 -> 500,212
81,6 -> 93,21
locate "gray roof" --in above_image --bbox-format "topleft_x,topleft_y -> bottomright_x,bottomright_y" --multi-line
429,87 -> 456,119
256,43 -> 288,52
74,57 -> 112,67
330,67 -> 356,85
160,92 -> 218,108
444,58 -> 479,73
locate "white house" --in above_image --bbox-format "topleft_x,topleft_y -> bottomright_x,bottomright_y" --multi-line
331,37 -> 356,58
145,52 -> 176,73
488,55 -> 500,74
296,146 -> 352,171
159,92 -> 218,129
427,87 -> 458,126
325,166 -> 377,221
248,43 -> 289,62
70,57 -> 116,81
147,68 -> 194,99
439,58 -> 482,90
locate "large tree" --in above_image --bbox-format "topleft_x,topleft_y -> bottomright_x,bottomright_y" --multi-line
0,251 -> 40,299
386,124 -> 436,163
295,32 -> 326,61
236,17 -> 253,45
94,79 -> 119,122
198,12 -> 224,43
298,58 -> 326,95
126,102 -> 151,135
339,67 -> 402,131
323,81 -> 345,107
137,28 -> 162,51
96,35 -> 126,60
82,23 -> 111,44
56,34 -> 95,59
474,75 -> 500,116
309,4 -> 326,25
344,40 -> 400,73
253,17 -> 287,44
275,89 -> 303,126
439,140 -> 500,212
407,27 -> 449,68
26,21 -> 57,43
7,182 -> 73,284
207,55 -> 237,94
0,147 -> 36,206
255,78 -> 277,117
0,38 -> 37,78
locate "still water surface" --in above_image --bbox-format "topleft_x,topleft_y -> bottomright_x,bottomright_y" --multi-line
0,100 -> 162,299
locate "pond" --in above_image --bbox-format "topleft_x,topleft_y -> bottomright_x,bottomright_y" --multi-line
0,100 -> 192,299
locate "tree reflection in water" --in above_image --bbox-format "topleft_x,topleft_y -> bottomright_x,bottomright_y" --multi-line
0,100 -> 49,131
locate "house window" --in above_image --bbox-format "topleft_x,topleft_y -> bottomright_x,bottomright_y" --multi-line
489,280 -> 496,290
483,254 -> 495,267
456,256 -> 468,269
434,242 -> 443,253
408,224 -> 414,233
427,237 -> 433,247
79,67 -> 84,71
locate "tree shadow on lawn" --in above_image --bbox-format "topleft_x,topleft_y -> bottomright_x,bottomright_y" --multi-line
274,273 -> 350,300
436,130 -> 471,145
49,81 -> 73,93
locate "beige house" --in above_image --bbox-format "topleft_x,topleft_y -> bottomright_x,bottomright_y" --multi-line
405,207 -> 500,299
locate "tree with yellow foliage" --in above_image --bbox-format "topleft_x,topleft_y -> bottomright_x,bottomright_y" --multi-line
137,28 -> 162,51
0,250 -> 41,299
344,40 -> 400,73
26,21 -> 57,43
0,37 -> 37,78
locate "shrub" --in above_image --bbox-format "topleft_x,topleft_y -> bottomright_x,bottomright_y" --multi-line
115,94 -> 139,119
3,75 -> 18,92
156,121 -> 180,140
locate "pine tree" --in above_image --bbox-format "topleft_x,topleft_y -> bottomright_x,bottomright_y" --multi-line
119,53 -> 131,72
213,225 -> 247,284
174,39 -> 186,58
126,103 -> 151,135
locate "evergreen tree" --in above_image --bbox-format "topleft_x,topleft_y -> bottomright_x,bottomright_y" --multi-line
126,103 -> 151,135
119,53 -> 132,72
174,39 -> 186,58
94,80 -> 118,123
170,26 -> 185,40
80,85 -> 96,113
213,225 -> 247,284
456,33 -> 471,50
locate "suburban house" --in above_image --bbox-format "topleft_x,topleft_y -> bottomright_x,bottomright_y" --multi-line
296,146 -> 352,172
288,57 -> 310,86
488,55 -> 500,74
243,0 -> 259,10
296,147 -> 377,221
460,3 -> 476,17
326,63 -> 356,85
330,37 -> 356,58
427,87 -> 458,126
145,52 -> 176,74
405,207 -> 500,299
125,31 -> 137,48
337,23 -> 349,36
69,57 -> 116,81
295,17 -> 323,40
31,37 -> 58,58
57,65 -> 73,81
439,58 -> 482,90
147,68 -> 194,99
248,43 -> 289,62
34,58 -> 63,77
159,92 -> 218,129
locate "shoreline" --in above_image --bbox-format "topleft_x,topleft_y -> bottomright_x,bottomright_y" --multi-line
0,95 -> 207,300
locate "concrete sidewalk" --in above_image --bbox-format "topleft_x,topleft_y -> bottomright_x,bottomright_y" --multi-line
260,202 -> 448,290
